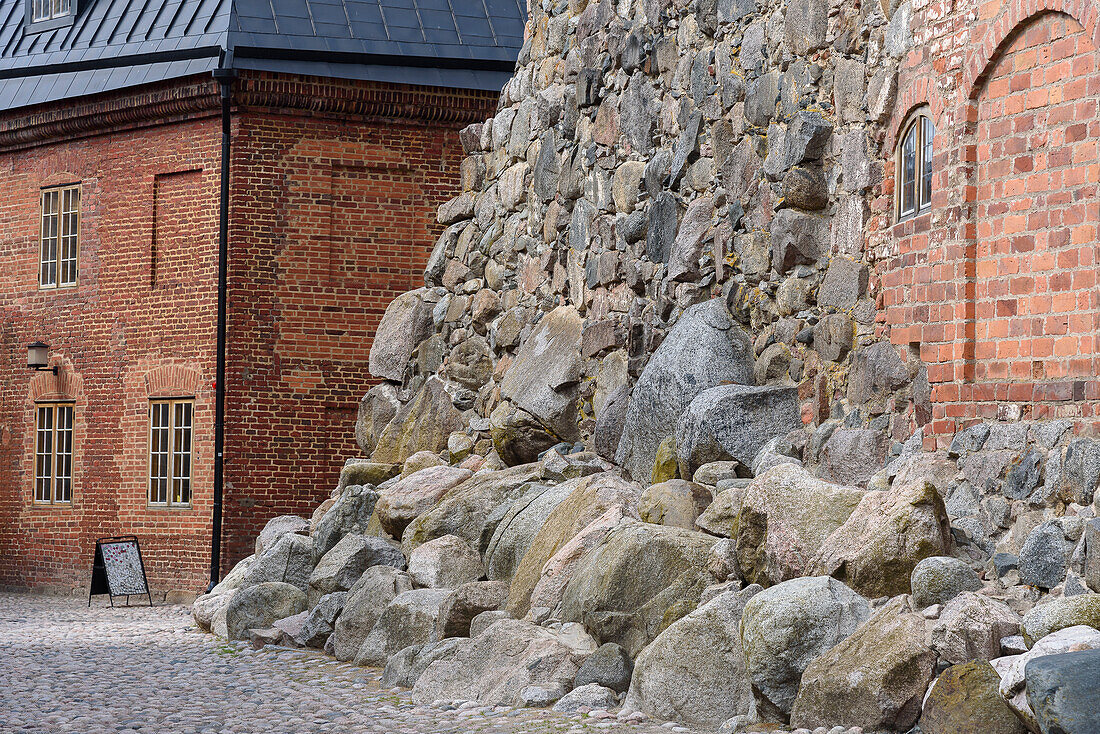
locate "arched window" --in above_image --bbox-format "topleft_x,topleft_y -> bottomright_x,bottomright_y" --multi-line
896,114 -> 935,221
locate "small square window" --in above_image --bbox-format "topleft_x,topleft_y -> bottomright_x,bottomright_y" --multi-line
40,184 -> 79,289
34,402 -> 74,504
149,399 -> 193,508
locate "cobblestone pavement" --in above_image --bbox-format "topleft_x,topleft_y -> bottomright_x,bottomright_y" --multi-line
0,593 -> 701,734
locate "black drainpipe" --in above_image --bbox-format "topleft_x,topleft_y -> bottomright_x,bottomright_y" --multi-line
208,64 -> 236,592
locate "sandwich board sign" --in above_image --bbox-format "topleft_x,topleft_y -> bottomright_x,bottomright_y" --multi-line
89,535 -> 153,607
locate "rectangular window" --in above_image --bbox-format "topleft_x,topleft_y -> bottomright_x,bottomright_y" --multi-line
900,126 -> 917,218
149,399 -> 193,507
920,116 -> 935,211
34,403 -> 73,504
31,0 -> 71,22
40,185 -> 79,289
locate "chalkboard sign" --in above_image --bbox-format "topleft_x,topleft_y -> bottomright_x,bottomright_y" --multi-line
89,536 -> 153,607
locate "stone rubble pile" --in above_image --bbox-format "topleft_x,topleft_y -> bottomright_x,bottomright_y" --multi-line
193,0 -> 1100,730
194,417 -> 1100,732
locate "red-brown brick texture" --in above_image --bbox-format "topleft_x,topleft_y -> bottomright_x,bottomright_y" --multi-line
0,91 -> 222,593
874,1 -> 1100,446
221,75 -> 495,573
0,71 -> 495,592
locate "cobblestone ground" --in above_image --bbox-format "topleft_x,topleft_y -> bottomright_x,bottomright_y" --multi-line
0,593 -> 701,734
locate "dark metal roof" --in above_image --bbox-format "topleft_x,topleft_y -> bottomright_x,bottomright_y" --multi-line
0,0 -> 524,112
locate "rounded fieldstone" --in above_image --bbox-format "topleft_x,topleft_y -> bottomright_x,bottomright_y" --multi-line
910,556 -> 983,609
574,642 -> 634,693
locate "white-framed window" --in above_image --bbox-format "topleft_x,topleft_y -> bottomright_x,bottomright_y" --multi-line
149,399 -> 193,508
30,0 -> 71,23
34,402 -> 74,504
896,114 -> 935,221
40,185 -> 80,289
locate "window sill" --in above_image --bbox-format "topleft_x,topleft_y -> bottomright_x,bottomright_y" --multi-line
30,501 -> 73,509
38,283 -> 79,291
25,14 -> 75,35
146,504 -> 194,511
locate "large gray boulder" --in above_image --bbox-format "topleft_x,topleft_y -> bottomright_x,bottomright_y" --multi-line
507,472 -> 642,617
1025,649 -> 1100,734
790,597 -> 936,732
412,619 -> 590,706
297,591 -> 347,648
375,466 -> 473,539
372,377 -> 464,465
485,480 -> 580,583
192,591 -> 234,632
407,534 -> 484,589
1021,594 -> 1100,646
811,480 -> 953,599
241,532 -> 314,592
368,288 -> 434,382
574,642 -> 633,693
819,428 -> 891,488
930,592 -> 1020,665
739,576 -> 871,715
331,565 -> 414,661
497,305 -> 585,454
616,299 -> 754,483
402,463 -> 543,557
1018,520 -> 1069,590
919,661 -> 1027,734
355,382 -> 402,454
381,638 -> 466,689
255,515 -> 310,556
1060,437 -> 1100,505
311,484 -> 382,564
308,533 -> 405,607
910,556 -> 984,609
995,625 -> 1100,730
435,581 -> 508,639
675,384 -> 801,479
638,480 -> 713,530
354,589 -> 452,667
735,463 -> 864,587
558,520 -> 717,657
224,582 -> 307,641
625,585 -> 760,728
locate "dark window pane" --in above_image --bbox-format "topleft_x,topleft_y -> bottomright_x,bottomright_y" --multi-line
920,117 -> 935,210
900,124 -> 917,217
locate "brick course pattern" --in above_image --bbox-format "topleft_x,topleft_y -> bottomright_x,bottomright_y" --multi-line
0,72 -> 495,593
873,1 -> 1100,446
0,113 -> 222,593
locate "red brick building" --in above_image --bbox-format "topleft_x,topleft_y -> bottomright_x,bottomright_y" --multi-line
873,0 -> 1100,444
0,0 -> 522,595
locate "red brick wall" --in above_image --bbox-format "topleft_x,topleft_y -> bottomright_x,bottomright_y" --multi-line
0,72 -> 495,592
220,88 -> 492,572
0,114 -> 222,593
873,2 -> 1100,446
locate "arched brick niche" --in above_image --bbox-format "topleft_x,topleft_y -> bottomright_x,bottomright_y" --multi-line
968,11 -> 1099,415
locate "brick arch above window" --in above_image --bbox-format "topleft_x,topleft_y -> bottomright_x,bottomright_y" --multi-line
885,77 -> 945,152
28,362 -> 83,403
143,365 -> 201,399
964,2 -> 1099,100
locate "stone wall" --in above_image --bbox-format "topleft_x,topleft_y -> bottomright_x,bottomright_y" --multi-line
363,0 -> 1099,477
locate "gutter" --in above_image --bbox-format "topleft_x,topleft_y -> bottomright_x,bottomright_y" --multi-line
208,59 -> 236,592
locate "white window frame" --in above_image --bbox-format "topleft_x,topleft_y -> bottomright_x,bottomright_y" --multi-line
34,402 -> 74,504
30,0 -> 71,23
39,184 -> 80,289
148,399 -> 194,508
896,113 -> 935,222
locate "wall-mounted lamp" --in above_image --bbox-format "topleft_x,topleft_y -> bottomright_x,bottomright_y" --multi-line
27,342 -> 57,375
